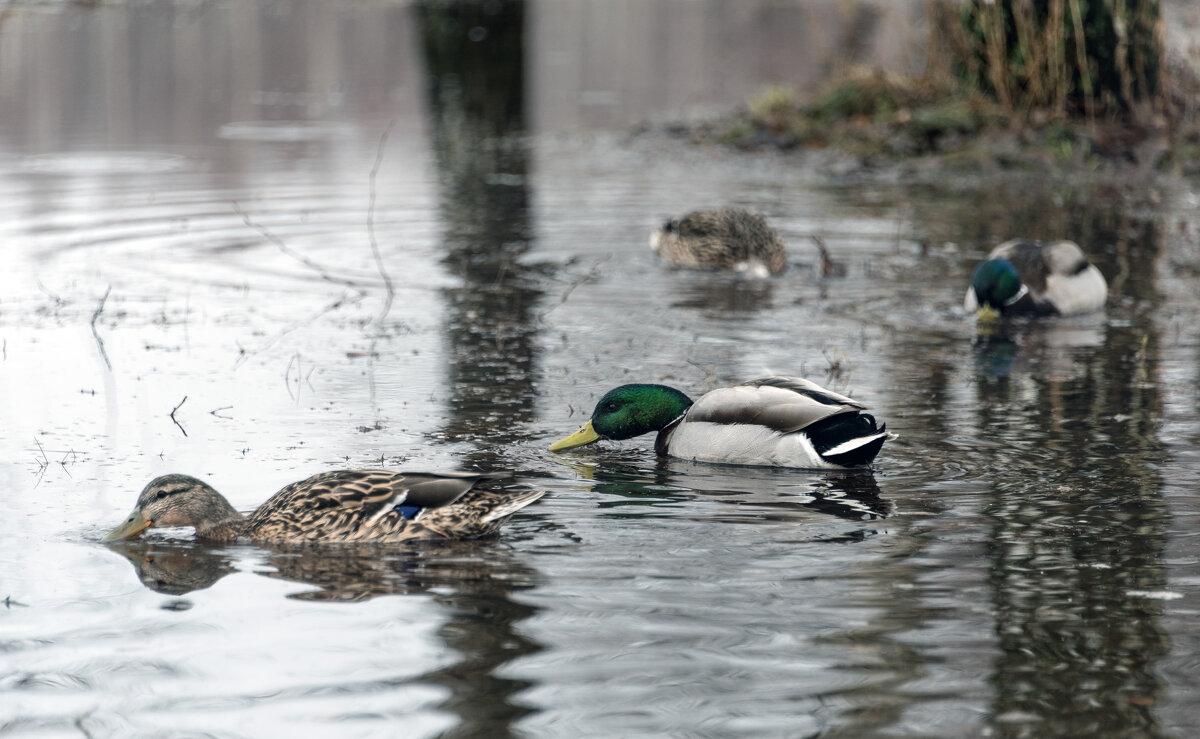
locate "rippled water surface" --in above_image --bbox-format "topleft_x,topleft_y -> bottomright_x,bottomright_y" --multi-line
4,2 -> 1200,737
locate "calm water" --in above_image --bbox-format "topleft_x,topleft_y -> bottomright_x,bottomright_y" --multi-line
3,2 -> 1200,737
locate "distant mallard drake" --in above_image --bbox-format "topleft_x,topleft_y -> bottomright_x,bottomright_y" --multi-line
965,239 -> 1107,318
650,208 -> 787,277
549,376 -> 893,469
104,470 -> 544,544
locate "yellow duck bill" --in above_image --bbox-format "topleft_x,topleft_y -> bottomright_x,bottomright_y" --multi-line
104,509 -> 152,541
548,420 -> 601,451
976,305 -> 1001,321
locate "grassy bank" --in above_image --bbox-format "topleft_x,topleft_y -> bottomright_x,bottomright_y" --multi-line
673,1 -> 1200,179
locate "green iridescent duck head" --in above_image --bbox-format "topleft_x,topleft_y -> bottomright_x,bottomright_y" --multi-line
549,384 -> 695,450
969,258 -> 1023,318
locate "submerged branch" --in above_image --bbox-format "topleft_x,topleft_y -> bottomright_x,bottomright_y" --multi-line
233,291 -> 365,369
368,120 -> 398,329
537,256 -> 610,321
234,204 -> 363,289
91,286 -> 112,371
170,395 -> 188,437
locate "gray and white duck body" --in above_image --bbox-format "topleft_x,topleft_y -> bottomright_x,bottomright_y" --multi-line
964,239 -> 1107,318
550,376 -> 893,469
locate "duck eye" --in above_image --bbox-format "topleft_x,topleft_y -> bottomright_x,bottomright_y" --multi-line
603,401 -> 619,412
154,486 -> 186,500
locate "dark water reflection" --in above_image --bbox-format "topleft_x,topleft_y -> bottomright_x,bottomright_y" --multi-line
418,11 -> 546,734
881,197 -> 1174,737
421,1 -> 546,466
109,537 -> 539,602
3,1 -> 1200,738
107,534 -> 545,738
568,456 -> 894,524
976,310 -> 1169,736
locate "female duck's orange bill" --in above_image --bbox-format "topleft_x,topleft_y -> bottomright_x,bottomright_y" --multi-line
104,509 -> 152,541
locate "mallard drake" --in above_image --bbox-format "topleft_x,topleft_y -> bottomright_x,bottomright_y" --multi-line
965,239 -> 1107,318
103,470 -> 543,544
549,376 -> 892,469
650,208 -> 787,277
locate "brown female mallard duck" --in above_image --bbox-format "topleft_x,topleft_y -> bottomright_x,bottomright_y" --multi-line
103,470 -> 544,544
965,239 -> 1107,318
650,208 -> 787,277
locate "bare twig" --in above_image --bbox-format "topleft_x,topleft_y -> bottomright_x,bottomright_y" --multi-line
686,359 -> 720,391
74,709 -> 96,739
809,236 -> 845,278
36,279 -> 67,307
367,338 -> 378,416
283,353 -> 315,402
32,437 -> 49,487
538,256 -> 610,321
33,437 -> 49,468
209,405 -> 233,419
284,354 -> 298,401
170,396 -> 188,437
234,292 -> 364,368
91,286 -> 112,370
234,204 -> 362,288
823,347 -> 850,386
59,448 -> 75,478
368,120 -> 398,329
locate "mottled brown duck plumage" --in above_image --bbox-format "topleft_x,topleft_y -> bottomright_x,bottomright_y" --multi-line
104,470 -> 544,544
649,208 -> 787,277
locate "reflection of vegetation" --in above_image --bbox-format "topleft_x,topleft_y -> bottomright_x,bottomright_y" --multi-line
419,0 -> 527,267
973,222 -> 1168,734
979,332 -> 1169,735
418,0 -> 544,455
415,21 -> 551,733
112,529 -> 545,737
877,186 -> 1170,735
420,577 -> 541,739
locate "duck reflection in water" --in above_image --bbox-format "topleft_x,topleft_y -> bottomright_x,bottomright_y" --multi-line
101,470 -> 545,601
554,453 -> 892,523
669,273 -> 777,315
107,537 -> 540,603
108,540 -> 236,597
972,315 -> 1106,381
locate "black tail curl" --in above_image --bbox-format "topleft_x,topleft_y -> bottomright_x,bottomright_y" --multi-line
808,412 -> 888,467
